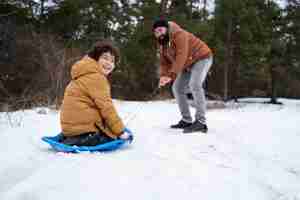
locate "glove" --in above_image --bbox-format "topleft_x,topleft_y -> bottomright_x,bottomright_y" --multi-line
123,127 -> 133,134
119,127 -> 134,143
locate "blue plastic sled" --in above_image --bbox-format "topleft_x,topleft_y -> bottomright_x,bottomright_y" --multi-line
42,133 -> 126,153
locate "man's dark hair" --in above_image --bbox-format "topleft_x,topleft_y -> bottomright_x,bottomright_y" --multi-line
152,17 -> 169,31
88,40 -> 120,63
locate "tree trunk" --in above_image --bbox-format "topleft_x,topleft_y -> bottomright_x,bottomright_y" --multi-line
232,62 -> 239,102
160,0 -> 169,16
40,0 -> 45,20
269,65 -> 282,104
223,18 -> 233,101
203,0 -> 207,20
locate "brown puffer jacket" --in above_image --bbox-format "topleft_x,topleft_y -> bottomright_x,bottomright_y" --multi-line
159,21 -> 213,78
60,56 -> 124,138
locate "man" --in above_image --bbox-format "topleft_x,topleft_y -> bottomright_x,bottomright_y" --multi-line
153,18 -> 213,134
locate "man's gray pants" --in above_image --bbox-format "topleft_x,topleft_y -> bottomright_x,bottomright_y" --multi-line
172,56 -> 213,124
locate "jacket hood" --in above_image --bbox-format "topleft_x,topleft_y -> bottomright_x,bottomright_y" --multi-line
71,56 -> 104,80
168,21 -> 182,35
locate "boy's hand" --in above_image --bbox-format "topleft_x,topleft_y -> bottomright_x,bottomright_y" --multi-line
119,127 -> 134,143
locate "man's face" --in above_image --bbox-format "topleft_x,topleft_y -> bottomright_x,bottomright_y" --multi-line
154,27 -> 169,45
154,27 -> 167,40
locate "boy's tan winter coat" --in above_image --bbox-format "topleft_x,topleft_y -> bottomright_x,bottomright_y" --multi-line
60,56 -> 124,138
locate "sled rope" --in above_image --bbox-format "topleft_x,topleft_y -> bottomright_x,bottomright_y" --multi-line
124,87 -> 161,126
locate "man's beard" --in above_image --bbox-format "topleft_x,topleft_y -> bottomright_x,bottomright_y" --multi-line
158,34 -> 169,46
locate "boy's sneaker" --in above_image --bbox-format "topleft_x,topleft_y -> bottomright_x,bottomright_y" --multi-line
170,120 -> 192,129
183,120 -> 208,133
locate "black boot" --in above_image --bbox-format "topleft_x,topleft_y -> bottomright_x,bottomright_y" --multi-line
183,120 -> 208,133
170,120 -> 192,129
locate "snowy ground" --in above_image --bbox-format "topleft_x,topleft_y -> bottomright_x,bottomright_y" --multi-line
0,98 -> 300,200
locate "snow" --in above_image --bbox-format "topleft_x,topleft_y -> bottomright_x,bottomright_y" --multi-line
1,98 -> 300,200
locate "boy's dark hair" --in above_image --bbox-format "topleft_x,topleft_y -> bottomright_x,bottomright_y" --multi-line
88,40 -> 120,63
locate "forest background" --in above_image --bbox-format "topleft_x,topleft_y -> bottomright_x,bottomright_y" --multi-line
0,0 -> 299,110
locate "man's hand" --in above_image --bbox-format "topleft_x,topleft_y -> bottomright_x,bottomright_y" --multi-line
159,76 -> 172,87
